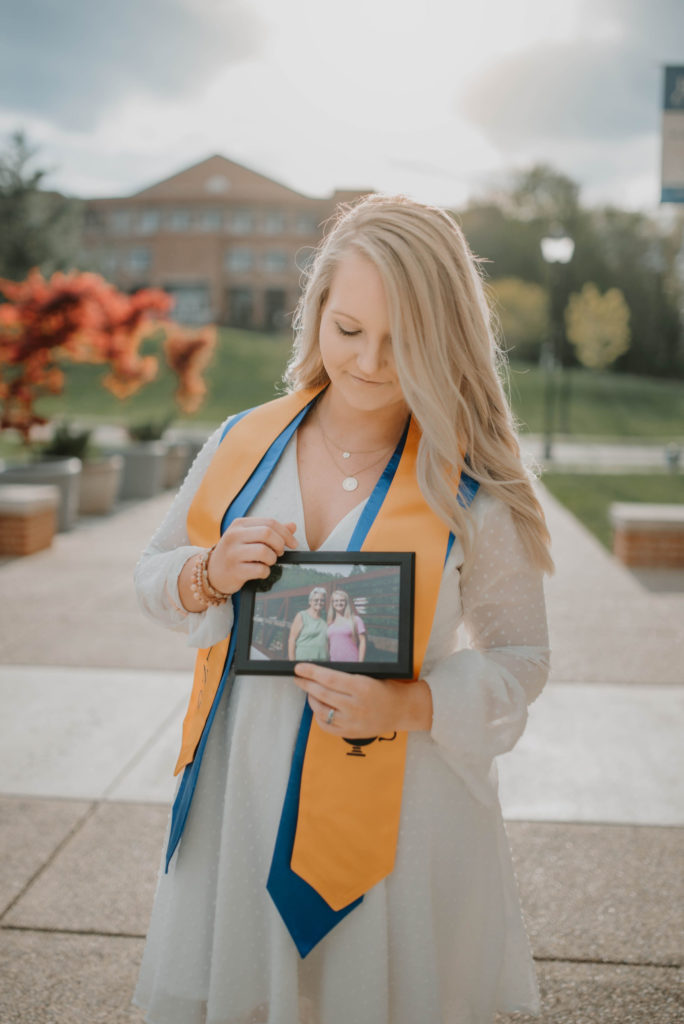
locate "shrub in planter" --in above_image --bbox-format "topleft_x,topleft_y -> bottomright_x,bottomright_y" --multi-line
78,453 -> 124,515
125,415 -> 190,490
41,421 -> 123,516
115,416 -> 170,500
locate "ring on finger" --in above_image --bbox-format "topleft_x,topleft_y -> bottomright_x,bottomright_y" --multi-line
326,707 -> 336,726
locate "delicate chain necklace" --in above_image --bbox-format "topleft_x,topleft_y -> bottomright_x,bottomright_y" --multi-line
317,410 -> 398,492
318,420 -> 394,460
320,430 -> 394,491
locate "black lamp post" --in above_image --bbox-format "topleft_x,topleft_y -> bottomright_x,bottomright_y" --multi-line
540,228 -> 575,460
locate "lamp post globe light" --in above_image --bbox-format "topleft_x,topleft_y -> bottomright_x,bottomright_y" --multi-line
540,226 -> 575,460
540,234 -> 576,266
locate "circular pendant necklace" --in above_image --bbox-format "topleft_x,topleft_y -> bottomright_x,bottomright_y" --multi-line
340,449 -> 357,490
316,405 -> 402,492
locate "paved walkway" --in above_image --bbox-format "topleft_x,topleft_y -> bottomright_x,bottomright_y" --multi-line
519,434 -> 682,471
0,486 -> 682,1023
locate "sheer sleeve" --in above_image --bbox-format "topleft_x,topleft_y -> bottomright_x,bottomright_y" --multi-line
133,419 -> 235,649
423,493 -> 550,783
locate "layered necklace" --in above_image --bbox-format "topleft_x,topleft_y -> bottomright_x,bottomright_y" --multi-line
317,410 -> 400,492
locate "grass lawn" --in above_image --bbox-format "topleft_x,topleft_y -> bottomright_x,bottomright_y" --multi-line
33,328 -> 294,429
9,329 -> 683,439
2,330 -> 683,463
506,362 -> 684,439
542,471 -> 684,549
3,325 -> 682,554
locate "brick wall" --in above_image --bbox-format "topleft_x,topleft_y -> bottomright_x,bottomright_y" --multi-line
613,528 -> 684,567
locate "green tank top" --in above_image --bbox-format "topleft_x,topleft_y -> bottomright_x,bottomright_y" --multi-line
294,609 -> 329,660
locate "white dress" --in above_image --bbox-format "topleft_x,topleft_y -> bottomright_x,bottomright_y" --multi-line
133,419 -> 550,1024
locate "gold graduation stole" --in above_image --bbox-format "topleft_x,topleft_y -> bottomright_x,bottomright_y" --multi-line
174,386 -> 458,935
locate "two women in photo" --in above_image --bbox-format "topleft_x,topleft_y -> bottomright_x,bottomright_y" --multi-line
288,587 -> 366,662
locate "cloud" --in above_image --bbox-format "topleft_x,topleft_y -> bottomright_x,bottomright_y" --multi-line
460,40 -> 657,147
0,0 -> 263,131
592,0 -> 684,53
458,0 -> 684,151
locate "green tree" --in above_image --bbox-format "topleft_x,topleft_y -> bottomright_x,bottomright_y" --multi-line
457,164 -> 683,378
457,203 -> 544,283
585,206 -> 681,377
0,130 -> 82,281
565,283 -> 631,370
504,164 -> 581,231
488,277 -> 549,362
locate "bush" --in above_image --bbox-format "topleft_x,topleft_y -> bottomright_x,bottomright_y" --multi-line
488,277 -> 549,362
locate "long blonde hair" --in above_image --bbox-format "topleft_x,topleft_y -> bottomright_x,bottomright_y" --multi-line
285,193 -> 553,574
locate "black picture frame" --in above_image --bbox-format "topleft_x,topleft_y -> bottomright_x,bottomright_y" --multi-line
234,551 -> 415,677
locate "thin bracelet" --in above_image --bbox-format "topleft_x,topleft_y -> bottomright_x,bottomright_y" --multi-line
203,545 -> 232,604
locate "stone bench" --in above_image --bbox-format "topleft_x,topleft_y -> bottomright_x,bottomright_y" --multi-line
610,502 -> 684,568
0,484 -> 60,556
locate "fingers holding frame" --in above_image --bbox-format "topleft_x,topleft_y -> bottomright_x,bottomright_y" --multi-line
208,517 -> 298,594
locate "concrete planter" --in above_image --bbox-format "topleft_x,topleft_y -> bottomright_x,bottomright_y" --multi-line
0,458 -> 82,532
164,442 -> 192,489
119,441 -> 167,500
179,438 -> 204,476
78,454 -> 124,515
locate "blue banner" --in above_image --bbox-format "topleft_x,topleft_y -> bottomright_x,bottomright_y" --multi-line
664,67 -> 684,111
661,67 -> 684,204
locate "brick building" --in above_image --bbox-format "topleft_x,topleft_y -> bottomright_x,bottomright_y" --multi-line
80,154 -> 370,328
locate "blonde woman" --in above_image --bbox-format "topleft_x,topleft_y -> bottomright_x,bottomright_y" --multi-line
288,587 -> 329,660
327,589 -> 366,662
134,194 -> 551,1024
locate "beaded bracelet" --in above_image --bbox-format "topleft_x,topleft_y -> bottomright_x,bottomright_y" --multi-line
190,547 -> 230,608
190,554 -> 209,608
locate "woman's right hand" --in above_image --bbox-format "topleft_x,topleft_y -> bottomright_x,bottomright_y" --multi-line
178,518 -> 297,612
207,517 -> 298,596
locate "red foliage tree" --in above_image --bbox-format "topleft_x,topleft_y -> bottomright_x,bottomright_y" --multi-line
0,270 -> 183,436
163,325 -> 217,414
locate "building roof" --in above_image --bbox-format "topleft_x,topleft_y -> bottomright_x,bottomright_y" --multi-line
132,154 -> 317,204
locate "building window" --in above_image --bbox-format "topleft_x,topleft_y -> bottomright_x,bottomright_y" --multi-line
205,174 -> 231,194
110,210 -> 132,235
263,249 -> 289,273
227,287 -> 254,328
228,208 -> 254,234
99,250 -> 119,276
163,283 -> 212,324
199,209 -> 223,232
295,247 -> 316,273
264,210 -> 286,234
168,209 -> 191,232
128,248 -> 152,273
295,212 -> 320,234
264,288 -> 288,330
137,209 -> 160,235
225,247 -> 253,273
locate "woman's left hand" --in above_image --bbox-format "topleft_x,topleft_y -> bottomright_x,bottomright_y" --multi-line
293,663 -> 433,735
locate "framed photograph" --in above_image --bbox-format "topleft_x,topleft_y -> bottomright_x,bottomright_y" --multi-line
234,551 -> 415,677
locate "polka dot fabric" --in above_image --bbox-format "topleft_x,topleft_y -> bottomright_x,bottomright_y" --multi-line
133,423 -> 549,1024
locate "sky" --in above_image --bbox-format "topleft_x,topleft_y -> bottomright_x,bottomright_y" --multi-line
1,0 -> 682,211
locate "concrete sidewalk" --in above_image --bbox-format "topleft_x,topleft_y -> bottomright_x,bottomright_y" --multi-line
519,434 -> 682,472
0,488 -> 682,1023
